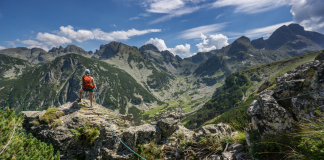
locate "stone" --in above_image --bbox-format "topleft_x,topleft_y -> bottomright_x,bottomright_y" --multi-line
201,123 -> 232,138
211,154 -> 222,160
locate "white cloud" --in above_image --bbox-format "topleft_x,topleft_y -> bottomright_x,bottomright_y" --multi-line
226,21 -> 293,39
129,13 -> 151,20
178,22 -> 227,39
129,17 -> 140,20
196,33 -> 229,52
212,0 -> 324,33
290,0 -> 324,33
169,44 -> 192,57
145,38 -> 168,51
0,46 -> 5,50
142,0 -> 209,24
149,6 -> 201,24
56,25 -> 161,42
36,32 -> 72,46
20,39 -> 44,46
216,13 -> 225,19
18,39 -> 49,51
58,25 -> 94,42
213,0 -> 287,14
145,0 -> 185,13
5,41 -> 16,47
93,28 -> 161,41
145,38 -> 193,57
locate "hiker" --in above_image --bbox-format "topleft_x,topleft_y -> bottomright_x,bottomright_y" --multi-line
78,69 -> 98,106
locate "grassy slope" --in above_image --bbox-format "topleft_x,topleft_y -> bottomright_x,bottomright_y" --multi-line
183,49 -> 324,130
0,54 -> 33,88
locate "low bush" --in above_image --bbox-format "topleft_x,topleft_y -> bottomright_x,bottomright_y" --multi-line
70,119 -> 100,145
40,108 -> 65,124
0,107 -> 60,159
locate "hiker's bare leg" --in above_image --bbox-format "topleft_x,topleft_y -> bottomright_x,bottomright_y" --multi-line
79,89 -> 85,98
89,92 -> 93,104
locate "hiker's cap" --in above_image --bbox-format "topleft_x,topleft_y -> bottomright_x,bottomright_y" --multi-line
85,69 -> 90,74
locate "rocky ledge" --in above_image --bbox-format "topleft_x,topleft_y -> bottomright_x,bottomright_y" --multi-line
22,100 -> 251,160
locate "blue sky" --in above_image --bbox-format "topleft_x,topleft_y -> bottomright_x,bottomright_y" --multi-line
0,0 -> 323,57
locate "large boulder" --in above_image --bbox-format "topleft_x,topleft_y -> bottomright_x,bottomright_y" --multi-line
155,108 -> 186,138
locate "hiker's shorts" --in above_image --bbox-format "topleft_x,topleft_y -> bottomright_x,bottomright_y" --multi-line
83,88 -> 94,92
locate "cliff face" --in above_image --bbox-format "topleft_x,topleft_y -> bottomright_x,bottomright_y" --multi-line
245,53 -> 324,144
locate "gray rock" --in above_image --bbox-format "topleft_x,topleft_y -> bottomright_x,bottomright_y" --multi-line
211,154 -> 222,160
201,123 -> 232,138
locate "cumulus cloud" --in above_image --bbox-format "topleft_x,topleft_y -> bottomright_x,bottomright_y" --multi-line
196,33 -> 229,52
58,25 -> 94,42
145,38 -> 168,51
36,32 -> 72,46
178,23 -> 227,39
145,38 -> 193,57
56,25 -> 161,42
169,44 -> 191,56
0,46 -> 5,50
290,0 -> 324,33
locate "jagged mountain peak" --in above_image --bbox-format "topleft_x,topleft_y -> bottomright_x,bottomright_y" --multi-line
139,44 -> 160,53
251,37 -> 265,49
93,41 -> 137,59
228,36 -> 252,54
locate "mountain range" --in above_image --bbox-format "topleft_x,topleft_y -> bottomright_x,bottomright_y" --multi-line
1,23 -> 324,123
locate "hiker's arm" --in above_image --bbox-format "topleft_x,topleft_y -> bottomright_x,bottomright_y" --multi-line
92,78 -> 97,89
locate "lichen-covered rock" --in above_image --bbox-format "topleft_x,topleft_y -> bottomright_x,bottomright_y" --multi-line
246,57 -> 324,147
222,144 -> 244,160
22,102 -> 192,160
22,100 -> 161,160
202,123 -> 232,138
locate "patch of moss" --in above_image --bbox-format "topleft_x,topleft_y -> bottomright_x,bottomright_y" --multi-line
40,108 -> 65,124
33,119 -> 40,126
50,119 -> 62,129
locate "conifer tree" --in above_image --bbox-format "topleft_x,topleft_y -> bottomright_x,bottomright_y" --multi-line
0,107 -> 60,159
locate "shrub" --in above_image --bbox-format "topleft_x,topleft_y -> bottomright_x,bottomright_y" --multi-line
70,119 -> 100,145
248,118 -> 324,160
0,107 -> 60,159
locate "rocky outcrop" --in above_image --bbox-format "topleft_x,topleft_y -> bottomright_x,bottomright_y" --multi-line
22,102 -> 194,159
245,55 -> 324,145
22,101 -> 252,160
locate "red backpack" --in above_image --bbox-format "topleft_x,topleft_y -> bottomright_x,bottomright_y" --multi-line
83,75 -> 94,90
